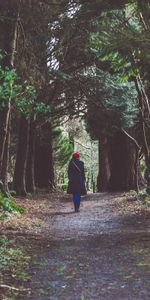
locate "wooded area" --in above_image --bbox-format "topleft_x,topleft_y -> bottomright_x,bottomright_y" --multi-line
1,2 -> 150,299
0,0 -> 150,200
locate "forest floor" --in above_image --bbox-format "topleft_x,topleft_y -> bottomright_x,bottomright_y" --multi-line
1,191 -> 150,300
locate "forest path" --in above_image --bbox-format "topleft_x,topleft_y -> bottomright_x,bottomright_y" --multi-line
1,192 -> 150,300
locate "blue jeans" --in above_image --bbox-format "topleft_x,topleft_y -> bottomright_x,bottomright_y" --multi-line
73,194 -> 81,212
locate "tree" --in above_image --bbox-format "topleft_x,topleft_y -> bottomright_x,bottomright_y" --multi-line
12,0 -> 63,195
88,1 -> 150,192
0,0 -> 20,191
0,0 -> 74,195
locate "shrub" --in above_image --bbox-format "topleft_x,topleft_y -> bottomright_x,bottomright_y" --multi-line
0,190 -> 25,213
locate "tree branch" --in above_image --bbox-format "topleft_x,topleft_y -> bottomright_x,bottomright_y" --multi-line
0,284 -> 30,292
121,128 -> 141,150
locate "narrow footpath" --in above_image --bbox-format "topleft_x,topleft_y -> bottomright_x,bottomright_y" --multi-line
1,193 -> 150,300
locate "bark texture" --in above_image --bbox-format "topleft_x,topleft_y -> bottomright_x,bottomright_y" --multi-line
13,115 -> 30,195
97,137 -> 110,192
26,120 -> 36,193
108,130 -> 139,192
35,124 -> 55,190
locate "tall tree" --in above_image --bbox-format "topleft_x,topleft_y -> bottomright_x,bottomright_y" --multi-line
0,0 -> 20,190
88,1 -> 150,192
13,0 -> 62,194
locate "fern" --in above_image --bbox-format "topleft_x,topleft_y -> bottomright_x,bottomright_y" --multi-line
0,190 -> 25,214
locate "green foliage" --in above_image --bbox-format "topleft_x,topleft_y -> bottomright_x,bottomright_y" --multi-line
89,4 -> 150,80
100,73 -> 138,128
86,68 -> 138,139
53,128 -> 73,167
14,82 -> 51,120
0,65 -> 17,109
0,190 -> 25,214
0,51 -> 51,120
140,158 -> 146,176
53,128 -> 74,191
34,102 -> 51,114
58,183 -> 68,191
85,5 -> 142,138
14,83 -> 36,116
53,70 -> 73,81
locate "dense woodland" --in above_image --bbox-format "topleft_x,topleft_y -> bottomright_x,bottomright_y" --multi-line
0,0 -> 150,199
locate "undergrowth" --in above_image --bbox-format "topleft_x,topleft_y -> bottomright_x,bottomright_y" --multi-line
0,189 -> 25,215
127,189 -> 150,206
0,236 -> 30,271
0,235 -> 31,299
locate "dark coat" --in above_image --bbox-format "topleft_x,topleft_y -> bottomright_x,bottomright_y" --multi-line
67,158 -> 87,195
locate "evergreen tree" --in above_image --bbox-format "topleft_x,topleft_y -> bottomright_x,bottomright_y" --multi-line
88,1 -> 150,192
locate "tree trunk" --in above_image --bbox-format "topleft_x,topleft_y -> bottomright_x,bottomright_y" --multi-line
97,137 -> 111,192
0,0 -> 19,190
144,154 -> 150,194
134,77 -> 150,192
26,120 -> 36,193
0,106 -> 11,173
108,130 -> 140,192
13,115 -> 30,196
35,124 -> 55,190
0,114 -> 11,191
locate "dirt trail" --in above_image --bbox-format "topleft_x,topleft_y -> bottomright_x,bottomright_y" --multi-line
1,193 -> 150,300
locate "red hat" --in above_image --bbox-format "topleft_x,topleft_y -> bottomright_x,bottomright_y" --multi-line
72,151 -> 80,159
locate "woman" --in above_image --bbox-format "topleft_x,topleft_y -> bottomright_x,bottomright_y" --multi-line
67,152 -> 86,212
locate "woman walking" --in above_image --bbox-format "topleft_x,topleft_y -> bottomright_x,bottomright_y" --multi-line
67,152 -> 86,212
